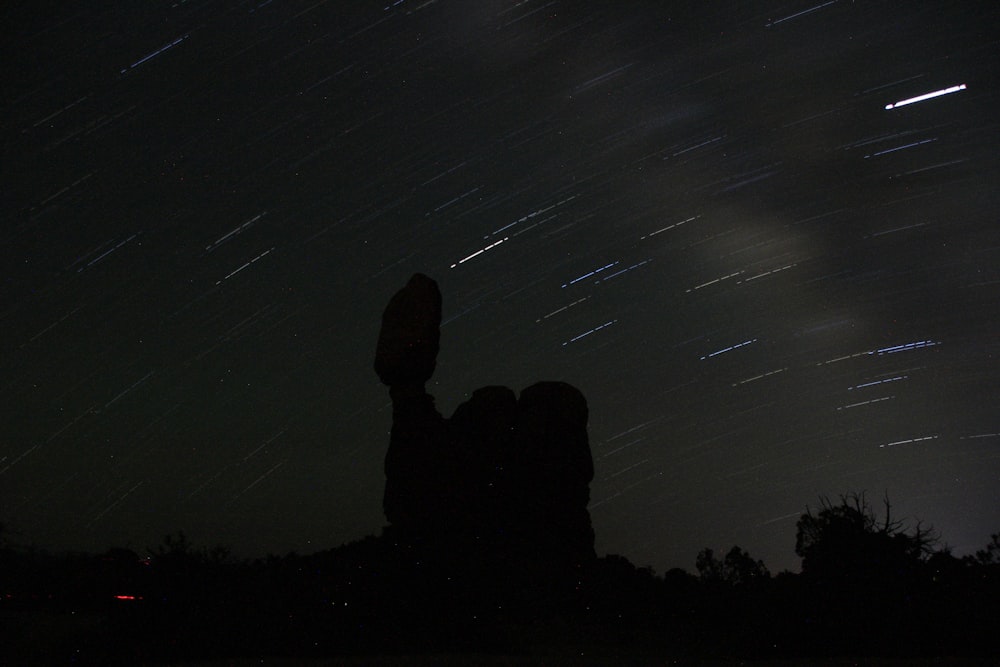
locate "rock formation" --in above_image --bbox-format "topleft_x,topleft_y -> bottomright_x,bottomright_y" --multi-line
375,273 -> 596,587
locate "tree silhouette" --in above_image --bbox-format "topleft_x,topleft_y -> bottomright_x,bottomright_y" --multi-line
974,532 -> 1000,565
795,492 -> 936,583
695,546 -> 769,587
793,492 -> 940,655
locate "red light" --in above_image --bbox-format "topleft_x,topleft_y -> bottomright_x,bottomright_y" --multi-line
113,594 -> 143,601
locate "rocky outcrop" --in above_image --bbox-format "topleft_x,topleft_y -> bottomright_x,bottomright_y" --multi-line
375,274 -> 596,585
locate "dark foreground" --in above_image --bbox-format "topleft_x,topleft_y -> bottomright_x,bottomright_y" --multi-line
4,530 -> 1000,666
6,603 -> 999,667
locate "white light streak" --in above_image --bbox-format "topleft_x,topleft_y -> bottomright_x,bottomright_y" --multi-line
687,270 -> 743,292
605,417 -> 664,442
701,338 -> 757,360
738,263 -> 798,284
641,216 -> 698,240
449,237 -> 508,268
216,247 -> 274,285
670,137 -> 724,158
575,64 -> 633,92
819,341 -> 938,365
884,84 -> 966,110
206,212 -> 266,251
562,319 -> 618,346
849,375 -> 907,390
732,367 -> 787,387
837,396 -> 894,411
880,435 -> 938,448
818,350 -> 872,365
608,458 -> 649,479
601,438 -> 645,458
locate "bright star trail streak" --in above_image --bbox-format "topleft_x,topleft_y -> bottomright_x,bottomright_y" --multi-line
216,248 -> 275,285
687,271 -> 743,292
562,320 -> 618,346
849,376 -> 908,390
701,339 -> 757,360
671,138 -> 724,158
641,216 -> 698,240
876,340 -> 938,355
449,237 -> 508,268
738,263 -> 798,284
884,84 -> 967,110
819,341 -> 938,365
837,396 -> 894,411
206,213 -> 266,252
733,367 -> 787,387
880,435 -> 939,449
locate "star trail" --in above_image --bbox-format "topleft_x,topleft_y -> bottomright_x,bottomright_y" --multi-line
2,1 -> 998,573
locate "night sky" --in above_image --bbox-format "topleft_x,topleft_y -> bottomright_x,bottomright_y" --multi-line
3,1 -> 998,574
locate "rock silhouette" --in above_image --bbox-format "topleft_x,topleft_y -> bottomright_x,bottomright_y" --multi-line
375,273 -> 596,602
